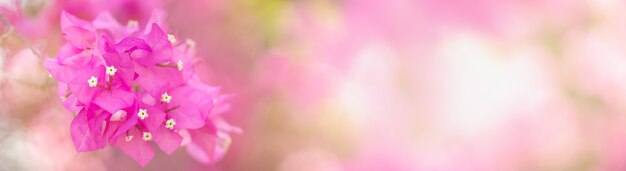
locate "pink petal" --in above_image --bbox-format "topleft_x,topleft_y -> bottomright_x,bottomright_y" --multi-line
44,55 -> 93,83
57,82 -> 82,113
210,94 -> 233,117
67,65 -> 105,104
187,78 -> 226,117
115,128 -> 155,167
178,129 -> 192,146
93,12 -> 137,40
100,44 -> 135,86
71,109 -> 105,152
143,9 -> 168,34
142,24 -> 172,65
59,52 -> 93,66
139,104 -> 166,132
93,88 -> 134,113
172,46 -> 196,81
168,108 -> 204,129
170,86 -> 213,121
141,93 -> 156,106
213,117 -> 243,134
134,63 -> 168,97
155,66 -> 186,88
185,129 -> 232,164
102,49 -> 133,68
68,82 -> 99,104
60,11 -> 95,31
113,109 -> 138,138
116,38 -> 151,54
166,87 -> 205,128
92,12 -> 121,30
153,127 -> 182,155
63,26 -> 95,49
87,110 -> 110,136
56,44 -> 82,63
104,121 -> 122,146
115,65 -> 136,87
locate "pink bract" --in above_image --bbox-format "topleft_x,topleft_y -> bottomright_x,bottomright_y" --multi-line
45,9 -> 238,167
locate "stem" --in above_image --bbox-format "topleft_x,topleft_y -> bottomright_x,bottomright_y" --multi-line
107,75 -> 112,90
164,105 -> 180,113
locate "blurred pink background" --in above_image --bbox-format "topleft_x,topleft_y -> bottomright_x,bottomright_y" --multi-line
2,0 -> 626,170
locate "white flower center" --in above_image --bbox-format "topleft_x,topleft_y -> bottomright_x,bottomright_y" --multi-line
125,135 -> 133,142
137,109 -> 149,120
106,66 -> 117,76
88,76 -> 98,87
177,60 -> 183,71
165,119 -> 176,129
161,92 -> 172,103
167,34 -> 176,44
142,132 -> 152,141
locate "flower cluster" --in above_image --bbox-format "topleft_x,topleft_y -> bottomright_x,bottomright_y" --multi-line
44,10 -> 239,167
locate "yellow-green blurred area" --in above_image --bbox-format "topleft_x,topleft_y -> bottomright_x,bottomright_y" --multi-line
2,0 -> 626,170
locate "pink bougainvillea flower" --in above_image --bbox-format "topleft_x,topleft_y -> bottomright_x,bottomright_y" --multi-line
186,117 -> 241,164
153,123 -> 184,155
110,126 -> 156,167
60,11 -> 97,50
45,10 -> 238,167
139,23 -> 173,65
93,12 -> 140,41
70,106 -> 108,152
